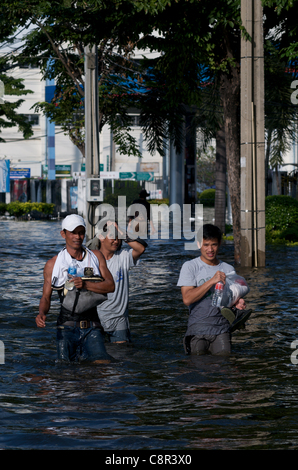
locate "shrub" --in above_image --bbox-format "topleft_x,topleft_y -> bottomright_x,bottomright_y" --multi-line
148,198 -> 169,205
0,203 -> 7,215
6,202 -> 55,218
199,188 -> 215,207
265,195 -> 298,244
265,195 -> 298,230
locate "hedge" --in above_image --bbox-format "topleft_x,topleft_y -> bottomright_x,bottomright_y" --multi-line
199,188 -> 215,207
0,202 -> 55,218
265,195 -> 298,245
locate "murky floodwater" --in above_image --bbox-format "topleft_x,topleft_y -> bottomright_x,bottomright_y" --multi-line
1,218 -> 298,450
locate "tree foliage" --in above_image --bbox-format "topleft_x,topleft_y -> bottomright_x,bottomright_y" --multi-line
1,0 -> 183,158
0,21 -> 34,142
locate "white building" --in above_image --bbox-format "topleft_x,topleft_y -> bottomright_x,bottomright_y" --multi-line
1,63 -> 164,182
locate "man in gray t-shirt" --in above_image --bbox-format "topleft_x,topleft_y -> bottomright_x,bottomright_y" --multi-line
96,221 -> 147,343
177,224 -> 247,356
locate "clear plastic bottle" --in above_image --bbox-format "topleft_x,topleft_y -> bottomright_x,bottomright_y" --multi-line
68,261 -> 77,278
65,261 -> 77,290
212,281 -> 224,307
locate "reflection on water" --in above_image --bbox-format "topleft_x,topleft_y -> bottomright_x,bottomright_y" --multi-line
1,219 -> 298,449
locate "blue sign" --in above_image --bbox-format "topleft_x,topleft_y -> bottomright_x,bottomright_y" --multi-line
10,168 -> 31,179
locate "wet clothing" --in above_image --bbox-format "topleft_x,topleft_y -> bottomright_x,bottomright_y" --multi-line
56,304 -> 99,326
57,323 -> 109,363
177,257 -> 235,355
52,246 -> 109,362
105,328 -> 131,343
52,246 -> 100,288
97,248 -> 139,340
52,246 -> 104,327
183,333 -> 231,356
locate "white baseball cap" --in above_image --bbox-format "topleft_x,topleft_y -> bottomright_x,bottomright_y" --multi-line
62,214 -> 86,232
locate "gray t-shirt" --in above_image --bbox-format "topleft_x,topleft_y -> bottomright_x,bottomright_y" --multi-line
177,257 -> 235,336
97,248 -> 139,332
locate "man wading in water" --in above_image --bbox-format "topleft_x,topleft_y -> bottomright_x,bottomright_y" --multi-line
177,224 -> 251,356
35,214 -> 115,363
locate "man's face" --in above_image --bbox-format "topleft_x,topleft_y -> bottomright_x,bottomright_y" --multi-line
61,225 -> 85,249
101,232 -> 121,252
197,237 -> 220,265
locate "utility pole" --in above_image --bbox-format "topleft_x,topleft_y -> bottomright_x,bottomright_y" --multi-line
45,60 -> 56,181
240,0 -> 266,267
84,45 -> 100,241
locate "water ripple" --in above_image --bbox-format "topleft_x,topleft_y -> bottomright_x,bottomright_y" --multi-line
1,219 -> 298,449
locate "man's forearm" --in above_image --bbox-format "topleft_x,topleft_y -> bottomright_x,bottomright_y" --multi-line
83,279 -> 115,294
182,279 -> 214,306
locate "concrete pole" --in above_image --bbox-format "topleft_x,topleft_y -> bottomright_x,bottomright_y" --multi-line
84,45 -> 100,241
45,63 -> 56,181
240,0 -> 266,267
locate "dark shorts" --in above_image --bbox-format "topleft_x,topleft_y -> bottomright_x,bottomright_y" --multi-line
183,333 -> 231,356
57,324 -> 111,363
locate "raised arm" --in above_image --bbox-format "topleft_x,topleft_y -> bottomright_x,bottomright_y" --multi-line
107,220 -> 147,262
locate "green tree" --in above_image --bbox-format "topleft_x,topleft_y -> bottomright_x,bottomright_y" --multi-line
263,1 -> 298,195
140,0 -> 298,262
2,0 -> 173,159
136,0 -> 244,262
0,24 -> 34,141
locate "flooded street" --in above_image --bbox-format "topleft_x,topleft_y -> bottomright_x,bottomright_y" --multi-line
1,218 -> 298,450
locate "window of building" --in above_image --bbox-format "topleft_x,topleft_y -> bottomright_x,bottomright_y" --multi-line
130,115 -> 140,127
21,114 -> 40,126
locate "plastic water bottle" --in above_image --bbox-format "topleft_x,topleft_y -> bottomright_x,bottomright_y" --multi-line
68,262 -> 77,278
212,281 -> 224,307
65,261 -> 77,290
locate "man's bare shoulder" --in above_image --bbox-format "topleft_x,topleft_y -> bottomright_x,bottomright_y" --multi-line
44,255 -> 58,275
90,249 -> 105,262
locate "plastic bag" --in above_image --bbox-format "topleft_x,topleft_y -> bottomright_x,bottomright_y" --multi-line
220,271 -> 250,308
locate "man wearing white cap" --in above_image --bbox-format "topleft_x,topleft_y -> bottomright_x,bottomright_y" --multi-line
36,214 -> 115,363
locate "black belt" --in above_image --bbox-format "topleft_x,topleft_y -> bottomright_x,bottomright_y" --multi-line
59,321 -> 102,329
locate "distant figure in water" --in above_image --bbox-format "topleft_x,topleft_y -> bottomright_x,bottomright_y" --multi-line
35,214 -> 114,363
177,224 -> 251,356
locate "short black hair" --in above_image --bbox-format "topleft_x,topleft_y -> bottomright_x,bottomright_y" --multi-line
197,224 -> 222,244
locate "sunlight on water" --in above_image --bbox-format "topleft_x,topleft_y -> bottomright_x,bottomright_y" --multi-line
1,219 -> 298,449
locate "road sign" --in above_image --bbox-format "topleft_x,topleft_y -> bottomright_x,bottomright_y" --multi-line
114,171 -> 155,181
100,171 -> 119,179
136,172 -> 154,181
119,172 -> 136,180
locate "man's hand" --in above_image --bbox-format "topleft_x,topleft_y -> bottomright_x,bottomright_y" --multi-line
71,276 -> 85,290
212,271 -> 226,285
36,313 -> 46,328
234,298 -> 246,310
